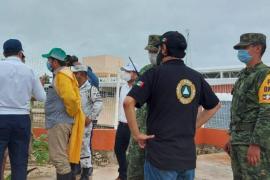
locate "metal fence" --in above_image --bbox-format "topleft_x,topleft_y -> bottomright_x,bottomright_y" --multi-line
31,77 -> 236,130
204,78 -> 236,130
31,80 -> 124,129
204,101 -> 231,129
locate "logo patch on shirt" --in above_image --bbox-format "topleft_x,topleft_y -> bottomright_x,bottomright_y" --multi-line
176,79 -> 196,104
259,74 -> 270,103
136,81 -> 144,88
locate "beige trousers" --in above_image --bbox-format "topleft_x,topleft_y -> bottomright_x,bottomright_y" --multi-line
48,123 -> 72,174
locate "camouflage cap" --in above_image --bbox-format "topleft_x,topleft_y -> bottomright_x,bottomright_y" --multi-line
144,35 -> 161,52
234,33 -> 266,50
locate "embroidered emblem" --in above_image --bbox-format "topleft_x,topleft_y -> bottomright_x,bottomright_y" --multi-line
176,79 -> 196,104
136,81 -> 145,88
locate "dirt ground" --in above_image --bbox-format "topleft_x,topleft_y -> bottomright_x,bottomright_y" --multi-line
4,163 -> 116,180
4,152 -> 233,180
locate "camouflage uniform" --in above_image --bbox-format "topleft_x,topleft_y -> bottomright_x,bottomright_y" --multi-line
79,79 -> 102,178
230,33 -> 270,180
127,35 -> 160,180
127,64 -> 153,180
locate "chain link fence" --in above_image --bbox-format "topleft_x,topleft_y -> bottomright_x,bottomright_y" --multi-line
204,100 -> 231,129
204,79 -> 236,130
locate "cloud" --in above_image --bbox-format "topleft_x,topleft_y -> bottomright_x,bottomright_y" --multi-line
0,0 -> 270,74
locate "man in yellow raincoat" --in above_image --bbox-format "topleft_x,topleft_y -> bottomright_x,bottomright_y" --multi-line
42,48 -> 85,180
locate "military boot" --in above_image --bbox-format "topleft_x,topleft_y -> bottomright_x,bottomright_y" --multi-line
57,172 -> 73,180
71,163 -> 81,175
80,167 -> 93,180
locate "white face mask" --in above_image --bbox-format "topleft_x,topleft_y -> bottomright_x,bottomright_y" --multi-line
148,53 -> 158,65
121,71 -> 131,82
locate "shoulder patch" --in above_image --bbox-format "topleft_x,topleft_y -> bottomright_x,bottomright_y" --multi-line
135,81 -> 144,88
258,74 -> 270,103
176,79 -> 196,104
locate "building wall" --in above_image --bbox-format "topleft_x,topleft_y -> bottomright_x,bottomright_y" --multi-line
212,84 -> 233,93
82,55 -> 124,77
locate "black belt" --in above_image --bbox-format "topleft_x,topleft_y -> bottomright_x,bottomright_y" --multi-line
119,121 -> 128,126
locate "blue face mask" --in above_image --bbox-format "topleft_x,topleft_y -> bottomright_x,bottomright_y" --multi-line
46,61 -> 53,72
237,50 -> 252,64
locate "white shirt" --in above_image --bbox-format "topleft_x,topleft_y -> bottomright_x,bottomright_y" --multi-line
0,57 -> 46,114
118,83 -> 132,123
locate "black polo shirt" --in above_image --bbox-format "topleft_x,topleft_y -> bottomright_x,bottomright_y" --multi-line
127,59 -> 219,170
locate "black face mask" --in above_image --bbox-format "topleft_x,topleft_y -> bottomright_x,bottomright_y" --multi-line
156,49 -> 165,65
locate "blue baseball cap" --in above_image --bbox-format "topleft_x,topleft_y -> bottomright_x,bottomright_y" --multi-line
3,39 -> 23,54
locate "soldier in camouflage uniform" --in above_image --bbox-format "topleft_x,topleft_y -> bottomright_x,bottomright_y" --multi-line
224,33 -> 270,180
71,64 -> 103,180
127,35 -> 160,180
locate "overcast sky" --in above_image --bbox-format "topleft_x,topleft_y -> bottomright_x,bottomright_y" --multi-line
1,0 -> 270,74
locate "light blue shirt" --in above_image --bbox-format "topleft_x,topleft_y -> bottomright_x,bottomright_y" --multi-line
0,56 -> 46,114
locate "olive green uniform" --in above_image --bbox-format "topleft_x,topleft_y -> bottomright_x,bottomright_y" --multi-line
230,63 -> 270,180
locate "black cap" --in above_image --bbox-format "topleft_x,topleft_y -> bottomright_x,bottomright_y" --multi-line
3,39 -> 23,54
158,31 -> 187,50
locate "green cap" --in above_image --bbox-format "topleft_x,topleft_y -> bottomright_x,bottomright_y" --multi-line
42,48 -> 67,61
144,35 -> 161,52
234,33 -> 266,50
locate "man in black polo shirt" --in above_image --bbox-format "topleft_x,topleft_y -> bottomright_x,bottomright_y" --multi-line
124,31 -> 221,180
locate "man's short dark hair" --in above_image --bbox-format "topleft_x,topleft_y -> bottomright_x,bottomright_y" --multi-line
167,48 -> 186,59
3,51 -> 19,58
252,43 -> 267,56
260,44 -> 266,56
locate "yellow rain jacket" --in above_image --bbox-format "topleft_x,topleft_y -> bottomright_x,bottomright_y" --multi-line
54,67 -> 85,163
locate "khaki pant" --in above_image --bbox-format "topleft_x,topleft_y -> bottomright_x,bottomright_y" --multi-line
48,123 -> 72,174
